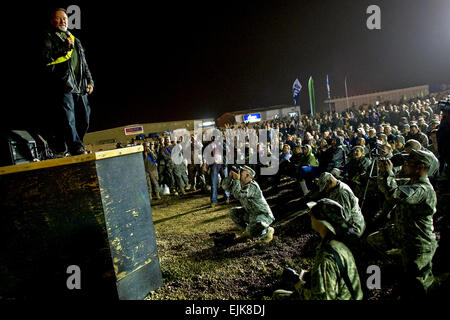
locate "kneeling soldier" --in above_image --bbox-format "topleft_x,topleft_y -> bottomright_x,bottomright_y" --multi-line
222,165 -> 275,243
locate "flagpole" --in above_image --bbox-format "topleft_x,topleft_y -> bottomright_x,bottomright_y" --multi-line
327,74 -> 332,115
344,76 -> 350,113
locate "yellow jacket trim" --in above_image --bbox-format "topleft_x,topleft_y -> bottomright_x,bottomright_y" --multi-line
47,33 -> 75,66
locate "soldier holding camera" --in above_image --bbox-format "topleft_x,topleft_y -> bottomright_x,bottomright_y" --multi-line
222,165 -> 275,243
437,99 -> 450,184
367,150 -> 437,299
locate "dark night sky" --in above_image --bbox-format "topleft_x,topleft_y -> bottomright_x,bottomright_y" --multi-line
3,0 -> 450,132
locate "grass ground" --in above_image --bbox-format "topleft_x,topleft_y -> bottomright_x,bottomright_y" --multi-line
143,179 -> 428,300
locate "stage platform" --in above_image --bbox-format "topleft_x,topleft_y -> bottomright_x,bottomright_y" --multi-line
0,146 -> 163,300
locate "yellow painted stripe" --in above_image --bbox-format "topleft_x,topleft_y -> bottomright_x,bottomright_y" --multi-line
115,256 -> 153,282
0,145 -> 143,176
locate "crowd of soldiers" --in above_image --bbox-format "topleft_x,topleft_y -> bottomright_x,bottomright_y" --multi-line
123,92 -> 450,300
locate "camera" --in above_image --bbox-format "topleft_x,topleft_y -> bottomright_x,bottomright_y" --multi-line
438,100 -> 450,112
231,165 -> 240,174
390,153 -> 406,167
281,268 -> 300,285
370,142 -> 384,158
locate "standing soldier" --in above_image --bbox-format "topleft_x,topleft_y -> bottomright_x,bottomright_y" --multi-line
188,135 -> 203,191
437,100 -> 450,186
172,137 -> 189,194
159,137 -> 178,195
222,165 -> 275,243
144,142 -> 161,200
367,150 -> 437,299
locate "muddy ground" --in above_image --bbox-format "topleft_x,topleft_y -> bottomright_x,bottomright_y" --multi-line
144,179 -> 450,300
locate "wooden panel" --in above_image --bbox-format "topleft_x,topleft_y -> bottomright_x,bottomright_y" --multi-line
0,147 -> 162,300
0,161 -> 117,299
96,152 -> 163,300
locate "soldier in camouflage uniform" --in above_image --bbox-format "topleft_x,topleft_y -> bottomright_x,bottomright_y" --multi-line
341,145 -> 372,199
398,139 -> 440,184
366,149 -> 437,299
159,137 -> 177,195
409,122 -> 429,148
222,165 -> 275,243
316,172 -> 366,238
172,137 -> 189,194
143,142 -> 161,200
273,199 -> 363,300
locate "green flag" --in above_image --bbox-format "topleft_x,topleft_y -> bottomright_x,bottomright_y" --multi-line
308,76 -> 316,118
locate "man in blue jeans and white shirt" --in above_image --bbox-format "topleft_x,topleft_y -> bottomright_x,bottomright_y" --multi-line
209,136 -> 230,208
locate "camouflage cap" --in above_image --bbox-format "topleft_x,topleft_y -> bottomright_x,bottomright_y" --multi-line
240,165 -> 256,178
394,135 -> 405,145
318,172 -> 333,192
432,119 -> 440,125
351,145 -> 365,152
402,124 -> 410,129
406,149 -> 433,169
409,122 -> 418,128
307,198 -> 347,235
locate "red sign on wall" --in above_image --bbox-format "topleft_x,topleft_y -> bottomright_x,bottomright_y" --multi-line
124,126 -> 144,135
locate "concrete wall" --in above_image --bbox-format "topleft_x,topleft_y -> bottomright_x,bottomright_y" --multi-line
84,118 -> 214,146
327,85 -> 429,112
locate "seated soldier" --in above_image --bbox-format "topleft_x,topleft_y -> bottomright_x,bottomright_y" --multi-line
296,145 -> 320,195
300,144 -> 319,167
272,199 -> 363,300
356,136 -> 370,157
316,172 -> 366,238
393,135 -> 405,155
341,145 -> 372,199
288,145 -> 304,176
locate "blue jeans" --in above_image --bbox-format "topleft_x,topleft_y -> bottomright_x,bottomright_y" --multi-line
53,93 -> 91,153
210,164 -> 230,204
298,165 -> 324,189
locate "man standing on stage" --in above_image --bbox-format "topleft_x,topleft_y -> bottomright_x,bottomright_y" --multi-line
42,8 -> 94,156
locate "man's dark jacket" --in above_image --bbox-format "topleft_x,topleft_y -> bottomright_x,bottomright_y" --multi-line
41,27 -> 94,94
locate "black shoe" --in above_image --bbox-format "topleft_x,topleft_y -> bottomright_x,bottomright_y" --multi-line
53,151 -> 70,158
71,147 -> 88,155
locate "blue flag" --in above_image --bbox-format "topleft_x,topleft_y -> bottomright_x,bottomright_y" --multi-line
292,78 -> 302,106
326,74 -> 331,100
